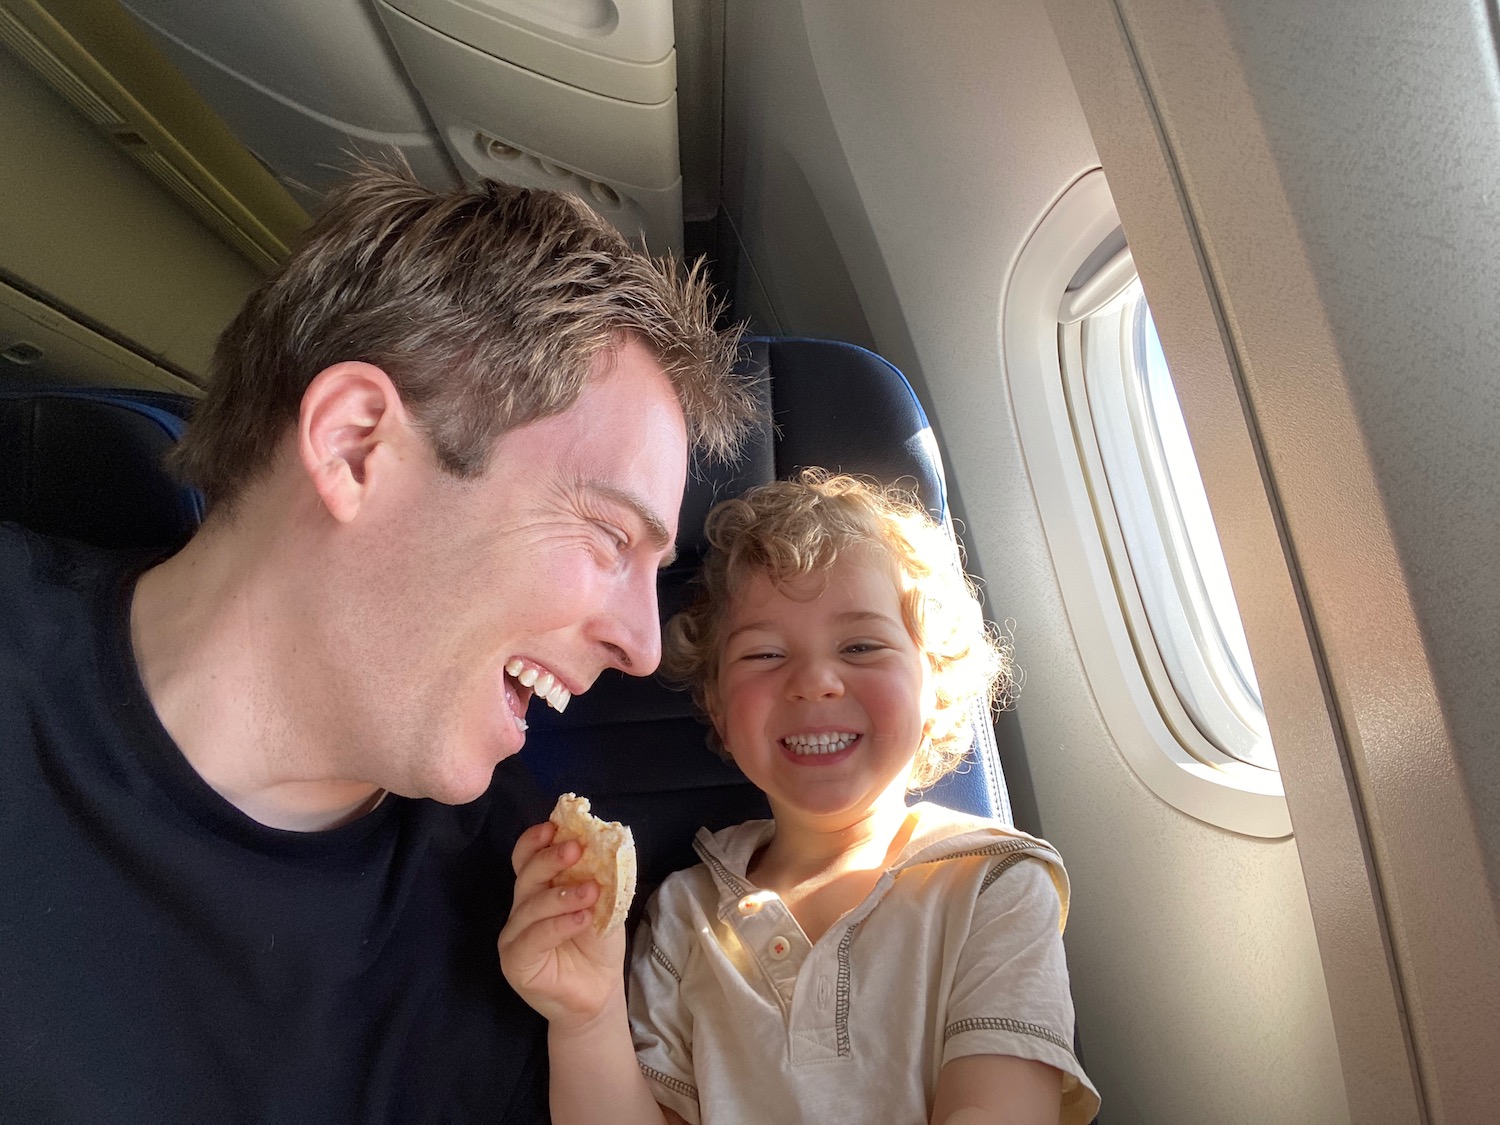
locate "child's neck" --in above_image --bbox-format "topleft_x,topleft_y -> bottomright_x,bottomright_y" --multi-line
755,801 -> 914,883
749,800 -> 919,943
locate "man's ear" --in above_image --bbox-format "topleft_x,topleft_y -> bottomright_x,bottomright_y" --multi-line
298,362 -> 412,523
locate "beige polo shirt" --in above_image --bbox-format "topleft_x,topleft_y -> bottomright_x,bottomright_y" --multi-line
627,803 -> 1100,1124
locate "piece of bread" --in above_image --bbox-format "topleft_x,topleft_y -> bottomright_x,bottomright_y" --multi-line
548,793 -> 637,937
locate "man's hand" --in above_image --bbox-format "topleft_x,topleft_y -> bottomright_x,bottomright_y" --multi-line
498,820 -> 629,1031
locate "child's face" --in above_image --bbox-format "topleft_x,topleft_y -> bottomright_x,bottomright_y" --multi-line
712,548 -> 935,827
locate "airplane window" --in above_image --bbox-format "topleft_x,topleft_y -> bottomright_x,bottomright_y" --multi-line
1004,169 -> 1289,836
1074,280 -> 1276,772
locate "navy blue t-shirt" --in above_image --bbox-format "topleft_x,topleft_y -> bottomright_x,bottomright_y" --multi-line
0,524 -> 549,1123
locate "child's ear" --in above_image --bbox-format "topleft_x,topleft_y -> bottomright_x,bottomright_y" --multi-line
705,698 -> 732,759
921,659 -> 942,724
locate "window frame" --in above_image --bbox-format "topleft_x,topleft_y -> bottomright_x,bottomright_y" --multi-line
1068,281 -> 1275,772
1003,169 -> 1289,837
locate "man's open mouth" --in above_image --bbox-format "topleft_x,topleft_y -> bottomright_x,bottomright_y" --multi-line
503,658 -> 572,732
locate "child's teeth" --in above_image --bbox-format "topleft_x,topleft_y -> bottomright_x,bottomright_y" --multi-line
785,733 -> 856,754
535,672 -> 556,696
553,688 -> 571,713
514,714 -> 528,733
518,667 -> 539,688
505,658 -> 524,677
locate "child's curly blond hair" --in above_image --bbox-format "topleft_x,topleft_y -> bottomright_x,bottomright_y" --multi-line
662,471 -> 1017,789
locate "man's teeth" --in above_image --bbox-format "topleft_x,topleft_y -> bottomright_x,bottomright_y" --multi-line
783,732 -> 858,755
503,659 -> 572,714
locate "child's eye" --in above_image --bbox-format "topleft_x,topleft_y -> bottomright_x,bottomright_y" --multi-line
842,641 -> 887,655
740,650 -> 782,661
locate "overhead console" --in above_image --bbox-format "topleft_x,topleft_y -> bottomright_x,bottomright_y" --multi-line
375,0 -> 684,252
119,0 -> 461,213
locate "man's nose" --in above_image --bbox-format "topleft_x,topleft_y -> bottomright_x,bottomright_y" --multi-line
603,567 -> 664,676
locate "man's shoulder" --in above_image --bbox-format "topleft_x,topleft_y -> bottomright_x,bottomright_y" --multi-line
0,521 -> 128,593
0,520 -> 44,587
0,522 -> 132,645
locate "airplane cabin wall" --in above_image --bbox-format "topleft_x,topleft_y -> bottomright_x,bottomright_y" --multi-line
0,46 -> 260,381
1046,2 -> 1500,1121
720,1 -> 1350,1121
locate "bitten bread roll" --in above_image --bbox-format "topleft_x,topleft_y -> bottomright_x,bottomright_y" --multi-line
548,793 -> 637,937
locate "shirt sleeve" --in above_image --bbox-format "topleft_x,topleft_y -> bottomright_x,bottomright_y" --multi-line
627,887 -> 702,1124
942,855 -> 1101,1125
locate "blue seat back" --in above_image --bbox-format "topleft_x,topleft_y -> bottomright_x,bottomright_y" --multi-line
0,386 -> 202,550
0,342 -> 1012,909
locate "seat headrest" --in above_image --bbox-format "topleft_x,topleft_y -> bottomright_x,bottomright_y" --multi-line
0,386 -> 202,551
524,336 -> 1012,846
674,337 -> 948,564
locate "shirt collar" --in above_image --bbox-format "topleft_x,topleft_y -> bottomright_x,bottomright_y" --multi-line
691,804 -> 1072,929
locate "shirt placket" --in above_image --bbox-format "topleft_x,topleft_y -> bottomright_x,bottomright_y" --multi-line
730,890 -> 809,1020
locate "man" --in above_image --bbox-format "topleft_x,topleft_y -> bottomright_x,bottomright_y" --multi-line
0,167 -> 753,1122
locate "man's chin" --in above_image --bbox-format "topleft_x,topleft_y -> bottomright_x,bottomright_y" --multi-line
422,754 -> 513,806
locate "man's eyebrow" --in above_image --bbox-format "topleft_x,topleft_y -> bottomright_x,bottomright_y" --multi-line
582,481 -> 677,566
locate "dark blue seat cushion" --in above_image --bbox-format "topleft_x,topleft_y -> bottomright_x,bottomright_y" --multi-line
0,386 -> 201,551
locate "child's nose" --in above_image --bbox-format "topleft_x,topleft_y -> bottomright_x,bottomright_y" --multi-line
787,658 -> 845,700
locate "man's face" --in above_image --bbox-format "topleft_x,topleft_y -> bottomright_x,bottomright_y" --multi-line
336,337 -> 688,803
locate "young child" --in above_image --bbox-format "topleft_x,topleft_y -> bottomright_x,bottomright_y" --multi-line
499,472 -> 1100,1125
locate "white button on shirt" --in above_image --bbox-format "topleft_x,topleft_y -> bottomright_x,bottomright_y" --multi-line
627,803 -> 1101,1125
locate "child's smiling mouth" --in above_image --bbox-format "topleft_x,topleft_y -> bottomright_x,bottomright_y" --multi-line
780,731 -> 862,757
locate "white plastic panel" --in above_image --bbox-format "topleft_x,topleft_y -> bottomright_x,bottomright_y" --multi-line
120,0 -> 458,205
0,281 -> 200,396
384,0 -> 676,103
377,1 -> 683,252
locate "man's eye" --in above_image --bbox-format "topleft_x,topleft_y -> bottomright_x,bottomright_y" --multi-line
596,522 -> 629,549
